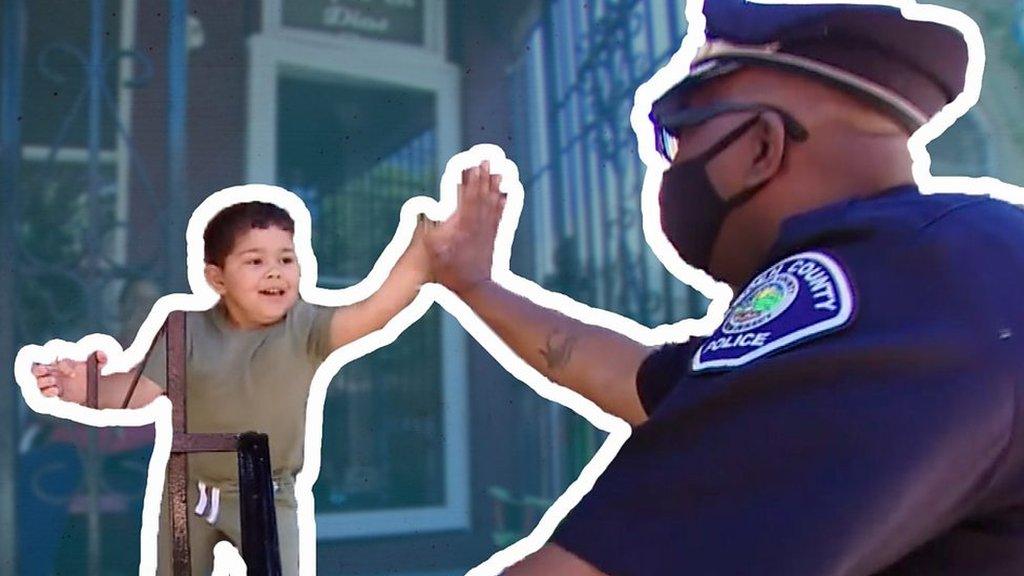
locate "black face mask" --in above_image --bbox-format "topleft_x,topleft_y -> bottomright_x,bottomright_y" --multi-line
659,115 -> 771,273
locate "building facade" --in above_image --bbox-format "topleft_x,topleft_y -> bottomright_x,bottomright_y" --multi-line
2,0 -> 1021,574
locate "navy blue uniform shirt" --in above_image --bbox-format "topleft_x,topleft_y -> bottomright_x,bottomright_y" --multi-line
551,186 -> 1024,575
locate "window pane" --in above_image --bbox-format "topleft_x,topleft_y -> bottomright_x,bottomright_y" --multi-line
22,0 -> 122,149
276,74 -> 446,513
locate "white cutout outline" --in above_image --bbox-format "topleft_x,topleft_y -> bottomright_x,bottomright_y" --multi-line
691,251 -> 854,371
9,1 -> 1020,575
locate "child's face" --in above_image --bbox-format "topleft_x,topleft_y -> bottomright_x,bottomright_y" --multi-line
206,226 -> 300,328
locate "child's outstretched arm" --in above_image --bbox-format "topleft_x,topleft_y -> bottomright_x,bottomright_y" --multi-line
32,351 -> 164,409
325,217 -> 432,352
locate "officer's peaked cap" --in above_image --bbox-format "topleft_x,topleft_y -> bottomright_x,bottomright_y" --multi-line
653,0 -> 970,132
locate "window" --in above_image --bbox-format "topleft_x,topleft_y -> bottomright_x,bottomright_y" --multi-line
928,110 -> 996,178
511,0 -> 697,492
513,0 -> 701,328
247,27 -> 468,538
18,0 -> 139,340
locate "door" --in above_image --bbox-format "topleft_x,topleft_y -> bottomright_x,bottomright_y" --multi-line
246,29 -> 468,541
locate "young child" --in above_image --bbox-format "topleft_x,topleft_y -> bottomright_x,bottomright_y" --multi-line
31,200 -> 431,575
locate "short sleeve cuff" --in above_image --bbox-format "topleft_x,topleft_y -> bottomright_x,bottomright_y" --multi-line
636,341 -> 696,415
308,304 -> 336,362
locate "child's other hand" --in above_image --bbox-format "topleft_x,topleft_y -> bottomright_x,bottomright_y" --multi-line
31,351 -> 106,404
425,160 -> 506,295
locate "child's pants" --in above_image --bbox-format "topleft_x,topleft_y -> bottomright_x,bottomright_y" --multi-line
157,477 -> 299,575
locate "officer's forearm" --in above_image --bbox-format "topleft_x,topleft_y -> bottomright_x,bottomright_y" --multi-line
459,280 -> 652,425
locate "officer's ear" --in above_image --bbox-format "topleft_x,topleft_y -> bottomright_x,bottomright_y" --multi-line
743,112 -> 787,189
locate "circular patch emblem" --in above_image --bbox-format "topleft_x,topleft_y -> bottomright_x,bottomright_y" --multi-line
722,273 -> 799,334
692,251 -> 856,373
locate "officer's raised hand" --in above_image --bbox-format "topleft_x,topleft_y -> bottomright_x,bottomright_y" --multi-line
423,159 -> 655,427
425,160 -> 506,296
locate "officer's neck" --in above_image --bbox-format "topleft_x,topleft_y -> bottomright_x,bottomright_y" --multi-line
806,132 -> 915,202
711,134 -> 913,289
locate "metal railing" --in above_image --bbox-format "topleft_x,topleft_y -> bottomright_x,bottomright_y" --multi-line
86,311 -> 282,576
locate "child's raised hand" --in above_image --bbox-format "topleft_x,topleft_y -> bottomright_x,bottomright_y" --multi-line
425,160 -> 507,295
31,351 -> 106,404
396,213 -> 434,286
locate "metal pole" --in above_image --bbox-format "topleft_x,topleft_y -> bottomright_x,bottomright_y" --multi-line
166,0 -> 188,292
0,0 -> 25,572
539,0 -> 567,500
166,311 -> 191,575
237,433 -> 282,576
85,2 -> 106,572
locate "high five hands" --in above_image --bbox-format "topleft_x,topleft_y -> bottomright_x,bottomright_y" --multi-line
422,160 -> 507,295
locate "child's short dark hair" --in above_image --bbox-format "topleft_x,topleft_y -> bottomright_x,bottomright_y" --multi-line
203,201 -> 295,267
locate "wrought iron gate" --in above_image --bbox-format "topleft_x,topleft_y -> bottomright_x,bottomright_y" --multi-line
508,0 -> 699,498
1,0 -> 190,573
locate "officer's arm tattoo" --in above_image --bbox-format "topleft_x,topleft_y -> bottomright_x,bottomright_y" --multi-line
539,329 -> 580,373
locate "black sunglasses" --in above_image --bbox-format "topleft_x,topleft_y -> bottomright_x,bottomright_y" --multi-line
649,102 -> 809,162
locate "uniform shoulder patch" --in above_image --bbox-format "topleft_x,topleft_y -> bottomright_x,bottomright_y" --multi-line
691,251 -> 856,373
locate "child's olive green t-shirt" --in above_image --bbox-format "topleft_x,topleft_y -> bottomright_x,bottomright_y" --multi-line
142,299 -> 336,483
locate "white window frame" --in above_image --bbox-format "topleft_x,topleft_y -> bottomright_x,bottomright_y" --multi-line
245,31 -> 469,539
261,0 -> 446,55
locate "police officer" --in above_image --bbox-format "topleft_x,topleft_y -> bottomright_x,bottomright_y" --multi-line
424,0 -> 1024,574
